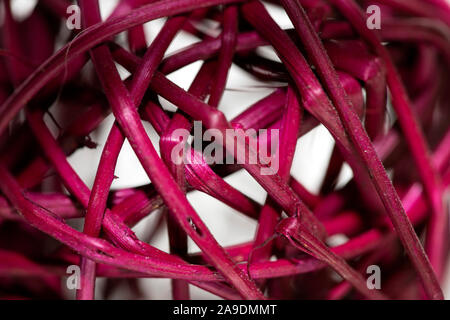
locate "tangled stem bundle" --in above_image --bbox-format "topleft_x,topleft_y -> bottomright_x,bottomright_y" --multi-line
0,0 -> 449,300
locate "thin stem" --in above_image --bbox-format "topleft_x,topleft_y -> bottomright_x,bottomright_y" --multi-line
280,0 -> 443,299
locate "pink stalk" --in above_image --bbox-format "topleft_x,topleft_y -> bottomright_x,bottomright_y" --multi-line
78,0 -> 264,300
276,217 -> 387,300
279,0 -> 443,299
0,0 -> 447,301
208,5 -> 238,107
251,86 -> 302,268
